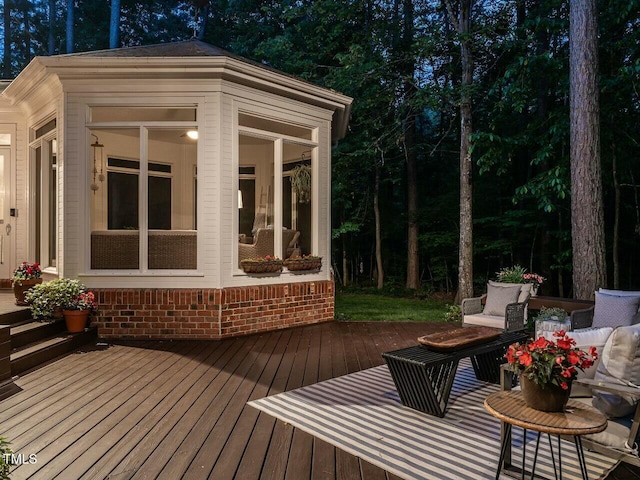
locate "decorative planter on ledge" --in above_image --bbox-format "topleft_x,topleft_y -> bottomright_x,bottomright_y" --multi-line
240,259 -> 283,274
284,257 -> 322,271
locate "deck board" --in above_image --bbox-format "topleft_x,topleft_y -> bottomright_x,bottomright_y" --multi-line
0,320 -> 491,479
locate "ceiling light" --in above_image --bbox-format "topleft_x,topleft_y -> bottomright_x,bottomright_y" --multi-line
186,130 -> 198,140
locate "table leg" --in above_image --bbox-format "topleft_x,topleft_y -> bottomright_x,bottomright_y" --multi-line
496,423 -> 513,480
530,432 -> 542,479
546,435 -> 558,480
574,436 -> 589,480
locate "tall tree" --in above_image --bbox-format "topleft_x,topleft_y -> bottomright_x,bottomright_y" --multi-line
48,0 -> 55,55
3,0 -> 11,78
110,0 -> 121,49
569,0 -> 606,298
444,0 -> 474,302
66,0 -> 73,53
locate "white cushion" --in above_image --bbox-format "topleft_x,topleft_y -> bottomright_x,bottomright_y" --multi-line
551,327 -> 613,397
593,292 -> 640,328
488,280 -> 533,303
463,314 -> 505,330
574,397 -> 632,450
592,323 -> 640,417
483,283 -> 522,316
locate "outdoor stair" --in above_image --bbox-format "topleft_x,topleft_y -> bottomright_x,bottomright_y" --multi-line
0,299 -> 98,399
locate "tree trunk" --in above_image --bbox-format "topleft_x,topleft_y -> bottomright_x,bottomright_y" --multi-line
110,0 -> 121,49
569,0 -> 606,299
3,0 -> 11,78
612,142 -> 620,289
22,2 -> 31,64
374,164 -> 384,289
48,0 -> 55,55
66,0 -> 74,53
342,235 -> 349,287
405,112 -> 419,290
444,0 -> 474,303
198,5 -> 209,40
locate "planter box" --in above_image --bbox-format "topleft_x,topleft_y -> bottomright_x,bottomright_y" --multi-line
240,260 -> 283,274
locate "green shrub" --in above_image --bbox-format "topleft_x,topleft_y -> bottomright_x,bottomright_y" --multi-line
24,278 -> 86,320
443,304 -> 462,323
0,436 -> 13,479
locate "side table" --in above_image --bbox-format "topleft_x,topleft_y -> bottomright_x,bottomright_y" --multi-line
484,391 -> 607,480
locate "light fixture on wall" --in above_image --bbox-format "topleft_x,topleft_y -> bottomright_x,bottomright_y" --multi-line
90,134 -> 104,194
238,190 -> 244,209
186,130 -> 198,140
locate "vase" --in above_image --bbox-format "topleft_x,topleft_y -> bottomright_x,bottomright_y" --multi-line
520,374 -> 571,412
12,278 -> 43,306
63,309 -> 90,333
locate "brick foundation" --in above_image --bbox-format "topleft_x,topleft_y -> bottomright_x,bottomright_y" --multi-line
92,280 -> 334,339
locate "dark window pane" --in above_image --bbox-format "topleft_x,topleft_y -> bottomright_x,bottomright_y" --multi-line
108,172 -> 139,229
149,176 -> 171,230
149,163 -> 171,173
109,158 -> 139,170
239,179 -> 255,236
35,119 -> 56,138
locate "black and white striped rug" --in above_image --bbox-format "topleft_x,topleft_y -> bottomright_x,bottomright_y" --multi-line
248,359 -> 617,480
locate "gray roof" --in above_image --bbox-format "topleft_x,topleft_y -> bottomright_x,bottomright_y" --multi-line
63,39 -> 233,58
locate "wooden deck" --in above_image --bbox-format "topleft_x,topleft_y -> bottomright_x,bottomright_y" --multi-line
1,319 -> 635,480
0,321 -> 455,479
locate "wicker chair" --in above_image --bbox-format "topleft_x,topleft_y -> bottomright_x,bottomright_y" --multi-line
238,228 -> 298,266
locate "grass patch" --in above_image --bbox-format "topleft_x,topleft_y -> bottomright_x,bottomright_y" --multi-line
335,292 -> 450,322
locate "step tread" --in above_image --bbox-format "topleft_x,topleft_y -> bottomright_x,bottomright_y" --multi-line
11,319 -> 62,335
11,335 -> 72,360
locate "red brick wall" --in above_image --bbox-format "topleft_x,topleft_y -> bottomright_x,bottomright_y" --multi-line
92,280 -> 334,339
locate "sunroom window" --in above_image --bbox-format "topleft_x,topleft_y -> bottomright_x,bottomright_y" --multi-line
89,112 -> 197,271
237,114 -> 316,269
30,119 -> 58,270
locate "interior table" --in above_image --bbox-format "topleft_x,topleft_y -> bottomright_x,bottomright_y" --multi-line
484,391 -> 607,480
382,330 -> 529,417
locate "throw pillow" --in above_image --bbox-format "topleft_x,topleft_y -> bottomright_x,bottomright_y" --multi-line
483,283 -> 522,317
592,323 -> 640,418
488,280 -> 533,304
593,292 -> 640,328
559,327 -> 613,397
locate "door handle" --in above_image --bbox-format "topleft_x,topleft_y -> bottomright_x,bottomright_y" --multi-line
5,223 -> 11,236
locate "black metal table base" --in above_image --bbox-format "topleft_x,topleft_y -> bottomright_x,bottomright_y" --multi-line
497,424 -> 591,480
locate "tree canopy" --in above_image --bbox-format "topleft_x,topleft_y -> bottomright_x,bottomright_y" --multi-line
2,0 -> 639,297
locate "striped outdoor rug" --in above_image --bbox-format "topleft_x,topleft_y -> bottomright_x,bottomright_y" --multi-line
248,359 -> 617,480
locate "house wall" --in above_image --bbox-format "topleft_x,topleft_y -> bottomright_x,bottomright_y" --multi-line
92,279 -> 334,339
57,80 -> 336,339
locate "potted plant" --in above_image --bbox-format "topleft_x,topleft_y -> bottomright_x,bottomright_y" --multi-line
24,278 -> 87,321
11,261 -> 42,306
62,290 -> 98,333
290,164 -> 311,203
240,255 -> 283,274
283,254 -> 322,271
505,331 -> 598,411
496,265 -> 545,295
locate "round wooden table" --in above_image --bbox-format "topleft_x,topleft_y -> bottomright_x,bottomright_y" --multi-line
484,391 -> 607,480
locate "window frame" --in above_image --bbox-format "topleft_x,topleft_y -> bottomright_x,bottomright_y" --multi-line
29,119 -> 58,273
86,104 -> 200,274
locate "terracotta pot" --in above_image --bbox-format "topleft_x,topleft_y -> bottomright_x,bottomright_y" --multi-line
520,374 -> 571,412
12,278 -> 43,306
63,309 -> 90,333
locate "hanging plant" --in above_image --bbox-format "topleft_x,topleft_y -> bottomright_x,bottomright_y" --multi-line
290,164 -> 311,204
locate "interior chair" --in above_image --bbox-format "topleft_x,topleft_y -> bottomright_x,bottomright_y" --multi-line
462,281 -> 531,331
238,228 -> 300,266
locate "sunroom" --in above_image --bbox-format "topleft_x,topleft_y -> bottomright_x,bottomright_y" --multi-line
0,40 -> 352,339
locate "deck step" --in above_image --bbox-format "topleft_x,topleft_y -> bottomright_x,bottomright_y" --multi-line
11,319 -> 67,349
10,326 -> 98,376
0,305 -> 32,326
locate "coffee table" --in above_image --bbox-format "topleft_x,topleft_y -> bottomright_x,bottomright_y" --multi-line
382,330 -> 528,417
485,391 -> 607,479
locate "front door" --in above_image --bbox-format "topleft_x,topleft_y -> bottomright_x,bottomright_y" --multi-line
0,146 -> 13,279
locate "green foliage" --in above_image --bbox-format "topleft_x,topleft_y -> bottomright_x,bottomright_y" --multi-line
25,278 -> 87,320
443,304 -> 462,323
496,265 -> 527,283
0,436 -> 13,479
534,307 -> 568,322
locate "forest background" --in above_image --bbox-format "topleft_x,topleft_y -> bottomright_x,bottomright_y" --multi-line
2,0 -> 639,299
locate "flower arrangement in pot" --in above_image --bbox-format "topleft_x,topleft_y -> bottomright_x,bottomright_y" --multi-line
283,254 -> 322,271
11,261 -> 42,306
24,279 -> 96,332
505,330 -> 598,411
496,265 -> 545,295
62,289 -> 98,333
240,255 -> 283,274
